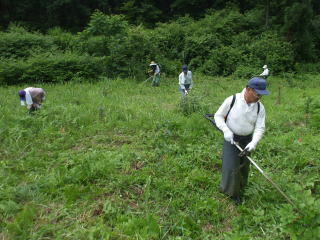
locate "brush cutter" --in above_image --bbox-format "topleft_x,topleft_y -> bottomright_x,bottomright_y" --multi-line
140,76 -> 153,84
204,114 -> 296,207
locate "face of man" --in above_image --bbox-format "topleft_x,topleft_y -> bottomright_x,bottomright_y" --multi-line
245,87 -> 262,103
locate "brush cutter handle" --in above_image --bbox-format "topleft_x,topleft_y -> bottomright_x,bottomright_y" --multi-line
204,114 -> 215,123
204,114 -> 221,132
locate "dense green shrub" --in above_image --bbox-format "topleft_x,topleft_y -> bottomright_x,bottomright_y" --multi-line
78,36 -> 110,57
0,60 -> 27,85
184,33 -> 222,68
200,46 -> 245,76
82,27 -> 157,79
151,21 -> 188,61
204,9 -> 248,44
77,11 -> 129,58
0,53 -> 106,85
233,65 -> 258,79
198,31 -> 295,77
47,27 -> 78,52
246,31 -> 294,73
76,10 -> 155,78
294,62 -> 320,73
121,26 -> 157,79
80,10 -> 129,39
154,58 -> 181,76
0,26 -> 54,59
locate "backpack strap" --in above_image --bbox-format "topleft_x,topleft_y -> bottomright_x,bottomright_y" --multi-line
224,95 -> 260,123
225,94 -> 236,122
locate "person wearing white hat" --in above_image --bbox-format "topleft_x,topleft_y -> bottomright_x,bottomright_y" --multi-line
18,87 -> 45,112
149,61 -> 161,86
260,65 -> 269,79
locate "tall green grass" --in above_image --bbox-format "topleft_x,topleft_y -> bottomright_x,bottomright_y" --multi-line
0,75 -> 319,239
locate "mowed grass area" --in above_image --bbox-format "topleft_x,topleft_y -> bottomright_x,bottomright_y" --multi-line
0,75 -> 319,239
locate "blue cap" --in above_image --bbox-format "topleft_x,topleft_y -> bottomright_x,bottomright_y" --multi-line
18,90 -> 26,101
247,77 -> 269,95
182,65 -> 188,71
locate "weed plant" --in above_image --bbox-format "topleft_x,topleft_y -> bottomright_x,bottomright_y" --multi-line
0,75 -> 319,239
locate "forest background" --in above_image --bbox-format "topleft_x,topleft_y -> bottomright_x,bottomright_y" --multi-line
1,0 -> 320,84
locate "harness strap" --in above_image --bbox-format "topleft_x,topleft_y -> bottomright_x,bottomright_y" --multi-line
225,95 -> 260,123
225,95 -> 236,122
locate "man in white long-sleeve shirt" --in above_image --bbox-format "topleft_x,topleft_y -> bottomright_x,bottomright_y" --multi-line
179,65 -> 193,96
260,65 -> 269,79
18,87 -> 45,112
214,77 -> 269,204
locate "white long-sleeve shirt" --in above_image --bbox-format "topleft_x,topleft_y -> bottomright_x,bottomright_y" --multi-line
179,71 -> 193,89
260,68 -> 269,77
214,88 -> 265,145
150,64 -> 160,75
22,87 -> 45,109
155,65 -> 160,74
24,87 -> 34,106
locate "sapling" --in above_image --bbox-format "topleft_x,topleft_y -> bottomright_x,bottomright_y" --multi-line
276,85 -> 281,105
304,96 -> 312,127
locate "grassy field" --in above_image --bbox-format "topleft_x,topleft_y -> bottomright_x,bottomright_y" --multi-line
0,75 -> 319,239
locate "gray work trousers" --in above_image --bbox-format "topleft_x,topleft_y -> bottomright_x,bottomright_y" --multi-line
220,134 -> 252,197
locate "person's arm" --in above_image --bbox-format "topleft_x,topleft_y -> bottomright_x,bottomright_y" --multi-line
214,96 -> 235,143
155,65 -> 160,75
252,106 -> 265,143
260,69 -> 268,76
245,105 -> 265,151
179,73 -> 185,89
214,96 -> 233,132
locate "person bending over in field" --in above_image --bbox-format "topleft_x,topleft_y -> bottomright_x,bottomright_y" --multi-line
178,65 -> 193,96
214,77 -> 269,205
149,61 -> 161,87
18,87 -> 45,113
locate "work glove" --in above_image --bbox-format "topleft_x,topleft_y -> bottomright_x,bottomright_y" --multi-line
244,141 -> 256,152
223,129 -> 234,144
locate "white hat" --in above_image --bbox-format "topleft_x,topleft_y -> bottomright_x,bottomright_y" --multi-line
150,61 -> 157,66
263,65 -> 267,69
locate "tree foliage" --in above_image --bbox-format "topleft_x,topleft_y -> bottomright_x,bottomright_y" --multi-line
0,5 -> 320,84
0,1 -> 319,65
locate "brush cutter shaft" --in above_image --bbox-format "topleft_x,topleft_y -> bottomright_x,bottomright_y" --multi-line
144,76 -> 153,82
234,143 -> 295,206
